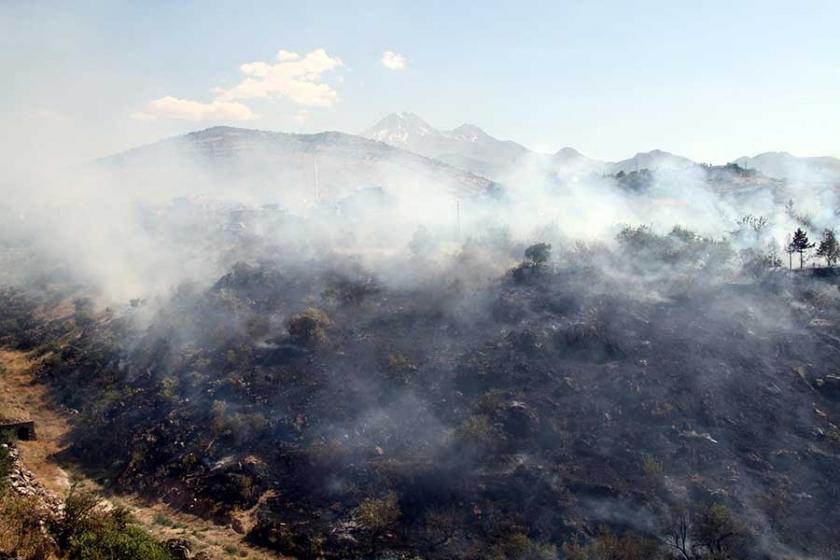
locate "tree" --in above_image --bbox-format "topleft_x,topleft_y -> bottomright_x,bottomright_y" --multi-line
690,504 -> 747,558
524,242 -> 552,267
513,243 -> 553,283
660,505 -> 747,560
784,233 -> 794,270
816,229 -> 840,268
789,228 -> 815,269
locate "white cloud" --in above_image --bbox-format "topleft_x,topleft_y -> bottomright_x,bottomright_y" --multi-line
137,48 -> 342,121
381,50 -> 407,70
276,50 -> 300,62
134,96 -> 254,122
220,48 -> 342,107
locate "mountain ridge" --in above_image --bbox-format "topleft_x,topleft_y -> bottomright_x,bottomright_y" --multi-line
97,125 -> 502,209
102,120 -> 840,194
364,113 -> 840,182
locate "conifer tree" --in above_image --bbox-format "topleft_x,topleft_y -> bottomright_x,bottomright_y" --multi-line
790,228 -> 814,269
816,229 -> 840,268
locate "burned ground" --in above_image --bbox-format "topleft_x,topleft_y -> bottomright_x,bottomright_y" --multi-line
4,234 -> 840,559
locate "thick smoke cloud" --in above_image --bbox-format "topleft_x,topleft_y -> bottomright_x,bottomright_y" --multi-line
3,126 -> 836,304
3,124 -> 840,559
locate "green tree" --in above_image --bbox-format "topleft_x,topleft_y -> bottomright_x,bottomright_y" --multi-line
789,228 -> 814,269
524,242 -> 552,266
816,229 -> 840,268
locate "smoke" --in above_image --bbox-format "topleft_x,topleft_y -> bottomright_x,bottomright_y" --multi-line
2,118 -> 839,307
4,123 -> 840,558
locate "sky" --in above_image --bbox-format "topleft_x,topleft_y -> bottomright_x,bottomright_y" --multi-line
2,0 -> 840,168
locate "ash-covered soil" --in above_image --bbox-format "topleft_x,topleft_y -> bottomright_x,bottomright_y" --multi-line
4,231 -> 840,559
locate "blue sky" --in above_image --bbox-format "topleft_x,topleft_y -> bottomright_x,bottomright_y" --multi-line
3,0 -> 839,164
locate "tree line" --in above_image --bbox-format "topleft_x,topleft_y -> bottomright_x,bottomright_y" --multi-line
785,227 -> 839,269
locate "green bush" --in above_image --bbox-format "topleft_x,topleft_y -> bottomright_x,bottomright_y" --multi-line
68,524 -> 174,560
56,485 -> 174,560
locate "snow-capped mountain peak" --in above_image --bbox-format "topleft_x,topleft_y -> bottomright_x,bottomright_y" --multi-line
363,113 -> 529,180
365,112 -> 435,145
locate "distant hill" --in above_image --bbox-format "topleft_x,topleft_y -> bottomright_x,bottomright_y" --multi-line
550,146 -> 605,174
99,122 -> 840,212
734,152 -> 840,183
610,149 -> 696,174
98,126 -> 500,211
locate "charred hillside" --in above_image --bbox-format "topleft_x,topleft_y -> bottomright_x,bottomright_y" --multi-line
5,229 -> 840,559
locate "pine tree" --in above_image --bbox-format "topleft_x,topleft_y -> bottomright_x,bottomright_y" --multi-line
790,228 -> 815,269
816,229 -> 840,268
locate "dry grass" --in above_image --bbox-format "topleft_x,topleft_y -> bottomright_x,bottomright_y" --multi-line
0,349 -> 72,496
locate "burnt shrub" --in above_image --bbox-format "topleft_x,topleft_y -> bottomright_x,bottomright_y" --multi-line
287,307 -> 332,345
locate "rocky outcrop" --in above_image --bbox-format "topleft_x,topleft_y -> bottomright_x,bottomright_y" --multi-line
1,443 -> 63,517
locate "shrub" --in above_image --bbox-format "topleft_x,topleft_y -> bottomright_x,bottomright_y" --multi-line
68,524 -> 174,560
562,527 -> 661,560
0,430 -> 16,492
56,484 -> 103,548
353,492 -> 401,534
488,532 -> 557,560
47,485 -> 175,559
73,297 -> 96,329
287,308 -> 331,345
353,491 -> 401,554
454,414 -> 496,449
0,493 -> 56,560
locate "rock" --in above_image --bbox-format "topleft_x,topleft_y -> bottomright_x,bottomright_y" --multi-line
815,375 -> 840,400
165,538 -> 192,560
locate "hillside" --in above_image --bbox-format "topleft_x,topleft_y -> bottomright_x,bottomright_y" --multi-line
735,152 -> 840,183
610,150 -> 696,174
4,227 -> 840,559
99,126 -> 501,210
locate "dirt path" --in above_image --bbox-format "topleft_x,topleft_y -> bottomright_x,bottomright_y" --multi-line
0,348 -> 284,560
0,348 -> 72,496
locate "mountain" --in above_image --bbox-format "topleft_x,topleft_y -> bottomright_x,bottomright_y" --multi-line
550,146 -> 605,175
363,112 -> 530,181
98,126 -> 500,211
734,151 -> 840,183
363,114 -> 708,179
610,149 -> 697,174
